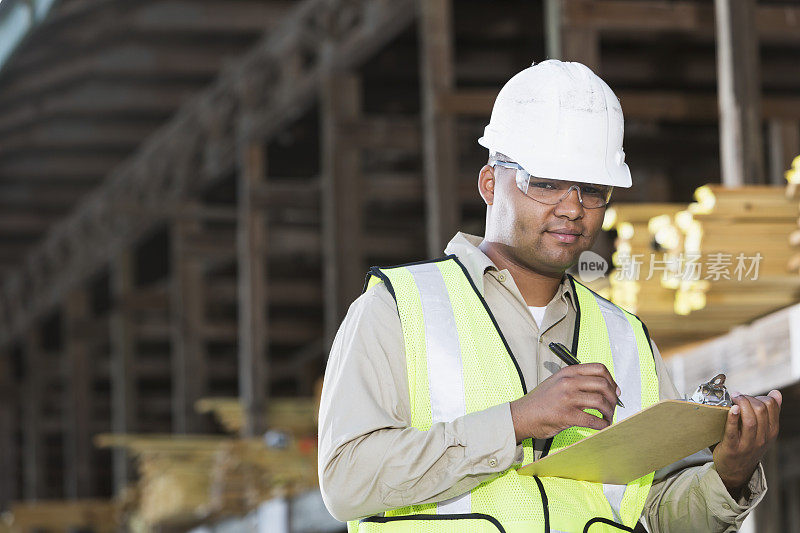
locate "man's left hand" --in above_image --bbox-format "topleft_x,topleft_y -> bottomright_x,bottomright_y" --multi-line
712,389 -> 782,499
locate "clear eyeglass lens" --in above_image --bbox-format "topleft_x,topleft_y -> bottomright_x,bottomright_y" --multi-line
526,179 -> 611,208
495,161 -> 611,208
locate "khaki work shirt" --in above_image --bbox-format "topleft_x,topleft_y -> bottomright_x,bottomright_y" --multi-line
319,232 -> 766,531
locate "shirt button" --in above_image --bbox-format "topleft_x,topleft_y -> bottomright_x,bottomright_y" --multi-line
722,503 -> 731,511
498,273 -> 506,282
488,458 -> 498,468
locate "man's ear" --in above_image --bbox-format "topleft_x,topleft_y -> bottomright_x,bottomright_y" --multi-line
478,164 -> 495,206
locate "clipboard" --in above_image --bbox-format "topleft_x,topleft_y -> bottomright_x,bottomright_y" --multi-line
517,400 -> 730,484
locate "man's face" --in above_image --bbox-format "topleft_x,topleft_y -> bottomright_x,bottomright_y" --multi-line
481,165 -> 607,275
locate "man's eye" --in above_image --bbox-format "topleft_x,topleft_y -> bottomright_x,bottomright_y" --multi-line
530,181 -> 557,190
581,186 -> 604,196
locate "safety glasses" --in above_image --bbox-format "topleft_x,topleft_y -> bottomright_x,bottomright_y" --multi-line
491,161 -> 613,209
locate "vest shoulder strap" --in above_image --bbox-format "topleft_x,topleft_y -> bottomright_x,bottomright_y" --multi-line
362,254 -> 459,302
567,273 -> 656,361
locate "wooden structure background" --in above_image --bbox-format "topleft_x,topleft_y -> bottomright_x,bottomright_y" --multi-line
0,0 -> 799,530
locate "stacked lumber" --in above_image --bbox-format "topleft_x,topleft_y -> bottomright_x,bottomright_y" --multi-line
96,434 -> 226,526
96,397 -> 320,528
195,397 -> 317,436
207,438 -> 318,516
2,500 -> 118,533
786,155 -> 800,272
601,193 -> 800,353
604,203 -> 723,351
604,203 -> 685,316
672,185 -> 800,325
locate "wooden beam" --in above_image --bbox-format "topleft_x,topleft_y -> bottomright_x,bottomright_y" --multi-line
130,0 -> 294,34
6,499 -> 117,533
768,120 -> 800,185
544,0 -> 562,60
340,117 -> 420,151
0,81 -> 188,135
22,329 -> 45,500
0,345 -> 17,508
0,119 -> 156,158
715,0 -> 764,186
321,73 -> 364,348
109,251 -> 137,495
237,143 -> 269,438
754,443 -> 783,532
3,0 -> 288,82
438,89 -> 800,122
560,0 -> 800,43
549,0 -> 600,70
418,0 -> 459,258
0,212 -> 65,236
666,303 -> 800,397
169,210 -> 208,433
0,42 -> 253,112
62,289 -> 94,498
0,184 -> 89,208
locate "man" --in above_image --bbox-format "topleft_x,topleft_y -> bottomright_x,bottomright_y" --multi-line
318,60 -> 781,532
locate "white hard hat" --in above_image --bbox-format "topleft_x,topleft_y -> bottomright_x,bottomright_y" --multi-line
478,59 -> 632,188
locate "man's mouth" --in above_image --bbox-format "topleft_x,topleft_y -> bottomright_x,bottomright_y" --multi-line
546,229 -> 582,243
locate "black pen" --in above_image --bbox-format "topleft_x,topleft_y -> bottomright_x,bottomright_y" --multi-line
548,341 -> 625,408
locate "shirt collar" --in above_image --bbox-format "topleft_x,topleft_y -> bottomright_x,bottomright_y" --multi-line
443,231 -> 577,311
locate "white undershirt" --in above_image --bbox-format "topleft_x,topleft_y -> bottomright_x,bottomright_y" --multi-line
528,305 -> 547,328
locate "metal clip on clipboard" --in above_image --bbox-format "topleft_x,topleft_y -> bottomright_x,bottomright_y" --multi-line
689,373 -> 733,407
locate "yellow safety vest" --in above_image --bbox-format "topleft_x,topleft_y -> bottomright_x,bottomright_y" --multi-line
352,255 -> 659,533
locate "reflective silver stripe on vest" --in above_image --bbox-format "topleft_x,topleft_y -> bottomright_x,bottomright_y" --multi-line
593,293 -> 643,522
407,262 -> 471,515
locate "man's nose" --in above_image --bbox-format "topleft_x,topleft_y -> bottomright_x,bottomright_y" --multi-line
554,187 -> 584,218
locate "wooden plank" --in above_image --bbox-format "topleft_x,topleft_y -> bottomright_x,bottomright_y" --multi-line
666,303 -> 800,397
769,120 -> 800,185
715,0 -> 764,186
130,0 -> 294,34
109,252 -> 137,495
418,0 -> 459,258
0,212 -> 65,235
62,289 -> 94,498
0,345 -> 17,508
439,89 -> 800,122
754,443 -> 783,532
340,117 -> 420,150
236,143 -> 269,438
556,0 -> 601,72
0,80 -> 188,134
170,210 -> 209,433
544,0 -> 562,60
22,329 -> 45,500
0,119 -> 156,157
561,0 -> 800,42
0,184 -> 89,208
321,74 -> 364,347
7,499 -> 117,533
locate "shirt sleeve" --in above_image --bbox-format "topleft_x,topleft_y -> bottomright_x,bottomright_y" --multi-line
317,282 -> 522,522
643,338 -> 767,532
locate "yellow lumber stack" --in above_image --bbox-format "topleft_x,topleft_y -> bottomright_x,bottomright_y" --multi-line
2,500 -> 118,533
604,203 -> 685,315
605,203 -> 725,351
195,397 -> 317,436
786,155 -> 800,273
96,434 -> 226,526
96,397 -> 319,528
208,439 -> 318,516
672,184 -> 800,325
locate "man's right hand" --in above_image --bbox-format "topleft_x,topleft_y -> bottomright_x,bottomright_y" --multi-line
509,363 -> 621,443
